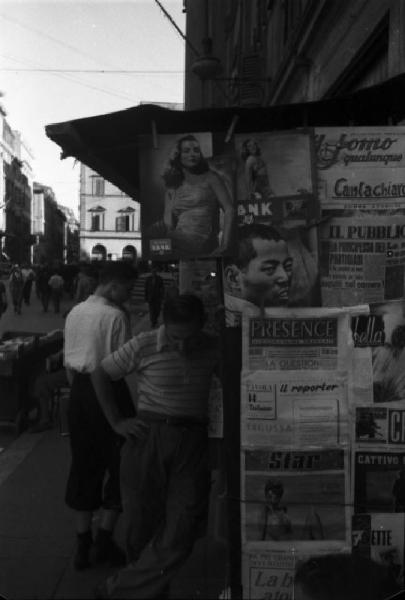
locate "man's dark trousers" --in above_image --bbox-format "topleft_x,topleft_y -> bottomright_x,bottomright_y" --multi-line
104,418 -> 210,599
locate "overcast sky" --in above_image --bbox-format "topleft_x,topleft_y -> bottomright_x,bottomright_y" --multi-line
0,0 -> 185,217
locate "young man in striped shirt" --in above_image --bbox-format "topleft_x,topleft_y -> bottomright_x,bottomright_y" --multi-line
91,294 -> 219,599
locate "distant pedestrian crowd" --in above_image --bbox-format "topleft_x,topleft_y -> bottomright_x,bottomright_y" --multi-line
0,261 -> 100,318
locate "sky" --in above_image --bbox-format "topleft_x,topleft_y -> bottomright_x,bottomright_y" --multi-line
0,0 -> 185,217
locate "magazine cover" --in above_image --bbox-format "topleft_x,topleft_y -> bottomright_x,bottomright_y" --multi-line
354,450 -> 405,513
355,403 -> 405,447
352,513 -> 405,587
241,449 -> 349,545
351,300 -> 405,404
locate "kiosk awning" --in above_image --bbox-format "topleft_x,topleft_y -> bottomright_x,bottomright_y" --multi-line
45,72 -> 405,200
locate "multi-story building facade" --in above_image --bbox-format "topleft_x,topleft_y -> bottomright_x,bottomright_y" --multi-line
32,182 -> 67,265
0,110 -> 34,264
59,205 -> 80,264
79,163 -> 141,262
185,0 -> 405,109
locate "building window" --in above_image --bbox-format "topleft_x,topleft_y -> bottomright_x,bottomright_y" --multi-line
116,215 -> 130,232
91,214 -> 101,231
116,206 -> 135,231
88,205 -> 105,231
92,177 -> 105,196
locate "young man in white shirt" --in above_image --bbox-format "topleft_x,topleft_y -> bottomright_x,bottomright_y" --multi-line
64,261 -> 137,571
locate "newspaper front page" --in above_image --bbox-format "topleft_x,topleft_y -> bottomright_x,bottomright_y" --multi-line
242,307 -> 352,372
241,449 -> 349,546
241,370 -> 348,448
315,127 -> 405,305
320,215 -> 405,305
352,513 -> 405,587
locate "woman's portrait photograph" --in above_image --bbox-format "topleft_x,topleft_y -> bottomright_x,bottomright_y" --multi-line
141,132 -> 236,260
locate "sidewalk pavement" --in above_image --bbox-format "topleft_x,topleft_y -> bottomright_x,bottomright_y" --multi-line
0,287 -> 229,599
0,428 -> 228,600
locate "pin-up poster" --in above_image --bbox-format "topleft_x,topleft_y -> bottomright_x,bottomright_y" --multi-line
350,300 -> 405,404
241,370 -> 348,448
352,513 -> 405,587
223,131 -> 320,327
139,132 -> 236,260
242,449 -> 349,545
234,130 -> 317,228
242,307 -> 352,372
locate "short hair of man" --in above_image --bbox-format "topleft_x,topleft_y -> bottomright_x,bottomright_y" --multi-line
235,224 -> 285,269
98,261 -> 138,286
163,293 -> 205,327
294,553 -> 400,600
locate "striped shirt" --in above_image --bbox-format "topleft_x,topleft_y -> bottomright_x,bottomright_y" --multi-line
101,325 -> 219,420
64,295 -> 130,373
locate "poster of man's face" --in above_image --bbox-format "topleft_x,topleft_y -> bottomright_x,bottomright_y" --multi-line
223,225 -> 321,326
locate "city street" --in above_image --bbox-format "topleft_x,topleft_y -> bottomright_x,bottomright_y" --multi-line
0,279 -> 227,599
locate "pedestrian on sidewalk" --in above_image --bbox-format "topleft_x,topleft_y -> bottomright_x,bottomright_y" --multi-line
74,262 -> 98,303
144,265 -> 165,328
64,261 -> 137,571
36,263 -> 52,312
9,264 -> 24,314
21,263 -> 35,305
91,294 -> 219,599
48,271 -> 65,313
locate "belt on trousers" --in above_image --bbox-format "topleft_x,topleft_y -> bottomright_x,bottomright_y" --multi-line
137,411 -> 208,428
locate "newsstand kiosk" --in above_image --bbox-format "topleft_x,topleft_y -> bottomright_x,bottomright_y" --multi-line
46,73 -> 405,598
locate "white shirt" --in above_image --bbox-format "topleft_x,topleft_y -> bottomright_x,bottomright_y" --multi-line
64,295 -> 130,373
